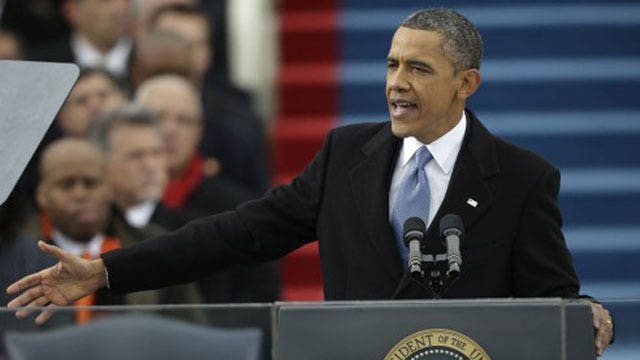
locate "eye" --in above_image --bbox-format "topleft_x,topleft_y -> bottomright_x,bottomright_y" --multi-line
386,60 -> 398,69
58,178 -> 75,190
83,177 -> 102,189
412,65 -> 430,74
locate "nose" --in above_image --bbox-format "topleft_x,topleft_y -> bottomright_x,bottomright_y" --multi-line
160,116 -> 179,136
87,95 -> 105,118
387,65 -> 410,92
142,152 -> 164,173
70,181 -> 90,200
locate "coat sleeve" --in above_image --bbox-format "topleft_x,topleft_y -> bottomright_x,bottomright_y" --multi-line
102,130 -> 335,294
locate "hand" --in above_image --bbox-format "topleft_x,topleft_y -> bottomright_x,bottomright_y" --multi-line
589,301 -> 614,356
5,241 -> 107,324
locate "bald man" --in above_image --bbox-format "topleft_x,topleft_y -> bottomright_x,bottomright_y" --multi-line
32,138 -> 203,315
29,138 -> 125,322
134,75 -> 255,212
36,139 -> 112,246
135,75 -> 280,303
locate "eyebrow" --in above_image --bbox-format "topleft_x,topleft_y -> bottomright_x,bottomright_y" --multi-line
386,57 -> 434,72
407,59 -> 433,71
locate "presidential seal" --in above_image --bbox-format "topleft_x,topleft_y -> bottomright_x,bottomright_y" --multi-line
384,329 -> 491,360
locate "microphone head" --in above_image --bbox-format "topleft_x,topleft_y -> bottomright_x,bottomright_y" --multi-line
440,214 -> 463,237
403,217 -> 426,245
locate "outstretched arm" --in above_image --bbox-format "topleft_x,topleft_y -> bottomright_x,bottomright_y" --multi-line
5,241 -> 107,324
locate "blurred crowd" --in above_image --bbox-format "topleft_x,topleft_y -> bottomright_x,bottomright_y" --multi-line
0,0 -> 280,322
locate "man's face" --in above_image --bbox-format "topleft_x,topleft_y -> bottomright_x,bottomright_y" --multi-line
37,148 -> 111,242
68,0 -> 130,47
153,13 -> 211,84
58,73 -> 126,137
386,27 -> 465,144
138,84 -> 202,176
107,124 -> 168,209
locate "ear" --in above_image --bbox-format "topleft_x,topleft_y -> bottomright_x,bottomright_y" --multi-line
456,69 -> 481,100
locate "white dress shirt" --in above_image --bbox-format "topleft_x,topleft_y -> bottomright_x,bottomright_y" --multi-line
389,112 -> 467,229
71,33 -> 132,78
125,200 -> 158,229
52,230 -> 105,259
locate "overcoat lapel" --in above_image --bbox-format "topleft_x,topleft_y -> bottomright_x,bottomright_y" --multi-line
395,110 -> 501,298
348,123 -> 404,283
426,111 -> 499,246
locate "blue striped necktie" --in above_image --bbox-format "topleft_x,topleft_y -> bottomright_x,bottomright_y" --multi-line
391,146 -> 433,262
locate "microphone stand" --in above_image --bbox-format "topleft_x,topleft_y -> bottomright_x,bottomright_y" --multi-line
417,252 -> 459,298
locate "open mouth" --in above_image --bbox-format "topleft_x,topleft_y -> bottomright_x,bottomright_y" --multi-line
390,100 -> 418,117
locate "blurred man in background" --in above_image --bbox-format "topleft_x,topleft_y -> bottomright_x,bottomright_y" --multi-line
13,68 -> 128,212
135,75 -> 280,303
135,75 -> 253,212
30,0 -> 133,82
28,138 -> 124,323
131,0 -> 196,39
128,29 -> 193,91
91,105 -> 204,307
92,105 -> 171,234
148,3 -> 210,88
148,3 -> 270,192
57,68 -> 128,138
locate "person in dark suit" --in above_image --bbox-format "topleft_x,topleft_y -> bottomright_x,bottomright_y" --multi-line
6,8 -> 614,355
92,103 -> 278,304
134,76 -> 280,303
28,0 -> 133,82
148,3 -> 270,192
90,105 -> 205,308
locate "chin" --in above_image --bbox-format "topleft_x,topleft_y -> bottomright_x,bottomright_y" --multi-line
390,120 -> 412,139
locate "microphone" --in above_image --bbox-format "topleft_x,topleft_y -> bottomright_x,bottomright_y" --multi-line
403,217 -> 426,279
440,214 -> 463,279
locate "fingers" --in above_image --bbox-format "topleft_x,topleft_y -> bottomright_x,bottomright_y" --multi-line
589,302 -> 613,356
14,295 -> 50,319
595,313 -> 613,356
7,285 -> 43,308
35,305 -> 57,325
38,240 -> 71,261
6,271 -> 43,296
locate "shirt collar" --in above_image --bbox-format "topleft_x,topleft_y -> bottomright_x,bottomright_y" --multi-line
71,33 -> 132,77
125,200 -> 158,229
399,111 -> 467,175
52,230 -> 104,258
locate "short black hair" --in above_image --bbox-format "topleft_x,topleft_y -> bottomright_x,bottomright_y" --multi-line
400,8 -> 483,71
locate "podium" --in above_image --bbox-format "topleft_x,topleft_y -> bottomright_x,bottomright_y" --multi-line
274,299 -> 596,360
2,299 -> 598,359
